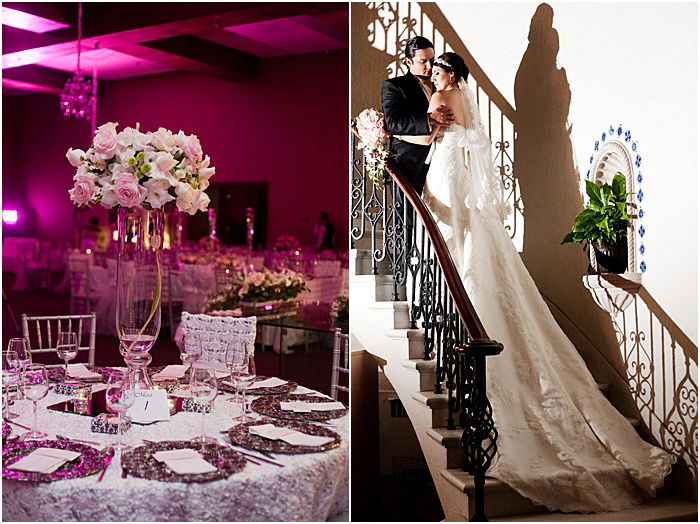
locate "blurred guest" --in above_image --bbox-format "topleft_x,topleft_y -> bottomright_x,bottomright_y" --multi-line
313,211 -> 335,252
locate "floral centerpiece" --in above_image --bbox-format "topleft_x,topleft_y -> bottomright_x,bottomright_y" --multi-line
177,251 -> 210,265
68,122 -> 215,214
67,122 -> 214,389
273,234 -> 300,253
331,293 -> 349,333
352,108 -> 392,188
205,268 -> 308,316
214,254 -> 245,269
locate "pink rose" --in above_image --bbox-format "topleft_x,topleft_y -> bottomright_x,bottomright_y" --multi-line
93,122 -> 119,159
115,174 -> 147,208
182,135 -> 203,161
68,176 -> 96,206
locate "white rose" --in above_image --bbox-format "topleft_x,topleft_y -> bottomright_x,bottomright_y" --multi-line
99,180 -> 118,208
66,148 -> 86,167
143,178 -> 175,209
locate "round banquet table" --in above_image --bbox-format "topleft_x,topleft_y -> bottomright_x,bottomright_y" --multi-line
2,381 -> 348,522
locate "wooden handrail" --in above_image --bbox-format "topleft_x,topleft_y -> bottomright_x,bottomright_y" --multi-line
385,159 -> 495,343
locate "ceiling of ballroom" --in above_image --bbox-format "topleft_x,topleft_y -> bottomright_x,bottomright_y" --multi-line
2,2 -> 348,95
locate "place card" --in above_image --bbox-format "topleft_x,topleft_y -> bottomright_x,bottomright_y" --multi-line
151,365 -> 187,380
66,364 -> 102,381
8,447 -> 81,473
153,448 -> 217,475
249,424 -> 335,447
127,389 -> 170,424
247,377 -> 287,390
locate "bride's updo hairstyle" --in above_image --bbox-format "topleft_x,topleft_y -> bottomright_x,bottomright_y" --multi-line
432,52 -> 469,83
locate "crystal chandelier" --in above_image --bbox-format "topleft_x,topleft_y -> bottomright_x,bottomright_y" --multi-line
60,3 -> 94,119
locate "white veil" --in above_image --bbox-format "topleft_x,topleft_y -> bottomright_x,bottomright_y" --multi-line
457,78 -> 512,222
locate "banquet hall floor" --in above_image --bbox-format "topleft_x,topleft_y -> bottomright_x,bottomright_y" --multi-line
2,286 -> 338,396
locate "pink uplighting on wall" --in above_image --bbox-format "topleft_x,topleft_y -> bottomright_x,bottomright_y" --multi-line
1,7 -> 70,34
3,210 -> 19,225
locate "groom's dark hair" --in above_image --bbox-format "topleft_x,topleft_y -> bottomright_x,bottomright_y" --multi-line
404,36 -> 434,58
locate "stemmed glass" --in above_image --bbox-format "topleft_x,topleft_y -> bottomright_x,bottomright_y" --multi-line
7,338 -> 31,372
20,364 -> 50,439
228,343 -> 256,422
105,374 -> 136,451
189,366 -> 218,444
56,332 -> 78,377
2,349 -> 19,419
180,332 -> 203,375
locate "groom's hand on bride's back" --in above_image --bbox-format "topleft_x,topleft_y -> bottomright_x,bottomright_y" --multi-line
429,105 -> 455,127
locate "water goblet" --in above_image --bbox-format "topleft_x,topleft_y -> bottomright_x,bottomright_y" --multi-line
20,364 -> 50,439
189,366 -> 218,444
7,338 -> 31,372
56,332 -> 78,378
106,374 -> 136,451
1,349 -> 19,419
228,343 -> 256,422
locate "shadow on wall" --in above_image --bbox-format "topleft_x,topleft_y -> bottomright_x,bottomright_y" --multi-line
615,288 -> 698,497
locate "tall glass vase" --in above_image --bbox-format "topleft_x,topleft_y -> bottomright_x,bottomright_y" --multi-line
116,207 -> 163,390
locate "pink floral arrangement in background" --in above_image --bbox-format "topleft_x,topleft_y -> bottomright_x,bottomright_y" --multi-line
273,234 -> 300,252
67,122 -> 215,215
351,108 -> 393,188
177,251 -> 210,265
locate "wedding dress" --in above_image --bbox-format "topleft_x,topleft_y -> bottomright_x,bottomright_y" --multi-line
421,79 -> 675,513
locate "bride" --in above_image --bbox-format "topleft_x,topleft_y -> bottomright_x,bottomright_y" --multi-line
418,52 -> 675,513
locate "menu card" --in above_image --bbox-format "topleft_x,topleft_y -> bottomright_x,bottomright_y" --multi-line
249,424 -> 335,447
8,447 -> 81,473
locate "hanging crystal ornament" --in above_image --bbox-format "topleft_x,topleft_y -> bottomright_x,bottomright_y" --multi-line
59,2 -> 94,120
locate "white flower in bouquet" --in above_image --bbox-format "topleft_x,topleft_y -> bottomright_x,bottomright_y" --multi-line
351,108 -> 393,189
67,122 -> 215,215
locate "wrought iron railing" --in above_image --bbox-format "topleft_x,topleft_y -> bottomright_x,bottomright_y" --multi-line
352,134 -> 503,521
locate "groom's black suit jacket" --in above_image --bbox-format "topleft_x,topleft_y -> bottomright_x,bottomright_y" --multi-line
381,72 -> 432,195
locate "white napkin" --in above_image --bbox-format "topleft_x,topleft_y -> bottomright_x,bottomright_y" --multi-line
279,401 -> 345,413
249,424 -> 335,447
8,447 -> 81,473
192,361 -> 229,379
247,377 -> 287,390
152,448 -> 217,475
67,364 -> 102,381
294,385 -> 331,398
152,365 -> 188,380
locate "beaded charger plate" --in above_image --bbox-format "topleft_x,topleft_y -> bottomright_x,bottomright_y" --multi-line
2,439 -> 109,482
2,422 -> 10,441
218,376 -> 298,396
121,440 -> 246,483
251,394 -> 347,422
47,365 -> 124,383
227,419 -> 341,454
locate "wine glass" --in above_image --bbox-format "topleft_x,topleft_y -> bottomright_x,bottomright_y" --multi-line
105,374 -> 136,451
20,364 -> 50,439
2,349 -> 19,419
56,332 -> 78,377
189,366 -> 218,444
228,343 -> 256,422
180,332 -> 203,374
7,338 -> 31,372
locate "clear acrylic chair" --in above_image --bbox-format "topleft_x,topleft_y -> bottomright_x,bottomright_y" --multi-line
21,313 -> 96,368
331,328 -> 349,400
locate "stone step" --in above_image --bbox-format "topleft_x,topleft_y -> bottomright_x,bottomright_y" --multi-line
353,247 -> 392,276
411,390 -> 449,428
490,496 -> 697,522
386,329 -> 425,359
441,469 -> 544,520
401,358 -> 437,392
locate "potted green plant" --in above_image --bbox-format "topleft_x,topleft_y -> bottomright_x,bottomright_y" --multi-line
561,172 -> 631,273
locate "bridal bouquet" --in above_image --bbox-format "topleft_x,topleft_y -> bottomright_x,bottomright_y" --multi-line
67,122 -> 215,215
352,108 -> 392,188
204,268 -> 308,312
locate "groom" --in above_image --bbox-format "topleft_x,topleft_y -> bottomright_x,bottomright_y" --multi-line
381,36 -> 454,195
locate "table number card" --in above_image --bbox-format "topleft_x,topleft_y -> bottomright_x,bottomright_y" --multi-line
127,389 -> 171,424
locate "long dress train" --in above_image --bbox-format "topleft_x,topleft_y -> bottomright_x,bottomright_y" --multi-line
421,81 -> 675,513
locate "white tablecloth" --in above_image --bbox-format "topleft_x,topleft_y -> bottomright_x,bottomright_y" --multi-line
2,383 -> 348,521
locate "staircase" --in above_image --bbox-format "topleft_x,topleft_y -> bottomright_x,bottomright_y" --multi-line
351,247 -> 697,521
